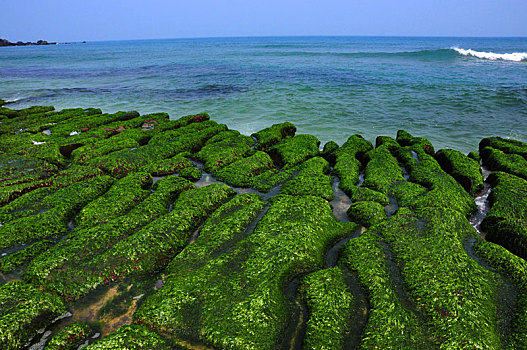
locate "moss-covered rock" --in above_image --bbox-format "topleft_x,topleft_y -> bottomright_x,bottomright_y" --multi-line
135,195 -> 351,349
45,322 -> 91,350
363,145 -> 406,195
0,281 -> 66,350
267,134 -> 320,168
480,136 -> 527,160
214,151 -> 274,187
86,325 -> 169,350
348,186 -> 390,205
435,148 -> 484,196
333,134 -> 373,196
252,122 -> 296,151
396,130 -> 435,155
195,134 -> 254,173
347,201 -> 388,227
281,157 -> 334,200
481,172 -> 527,259
480,146 -> 527,180
300,267 -> 354,350
0,239 -> 54,273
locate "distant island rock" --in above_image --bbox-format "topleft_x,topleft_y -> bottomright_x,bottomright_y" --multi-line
0,38 -> 57,47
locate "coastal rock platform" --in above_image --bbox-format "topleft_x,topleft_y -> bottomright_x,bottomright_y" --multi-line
1,103 -> 527,349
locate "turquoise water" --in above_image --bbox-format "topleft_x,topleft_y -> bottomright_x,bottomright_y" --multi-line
1,36 -> 526,153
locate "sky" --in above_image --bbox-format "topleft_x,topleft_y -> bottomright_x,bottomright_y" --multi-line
2,0 -> 527,42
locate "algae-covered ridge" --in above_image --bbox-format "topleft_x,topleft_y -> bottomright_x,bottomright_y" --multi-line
1,103 -> 527,349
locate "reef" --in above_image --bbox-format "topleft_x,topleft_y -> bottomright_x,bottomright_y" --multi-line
1,103 -> 527,349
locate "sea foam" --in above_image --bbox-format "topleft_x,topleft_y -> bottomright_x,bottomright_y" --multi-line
452,47 -> 527,62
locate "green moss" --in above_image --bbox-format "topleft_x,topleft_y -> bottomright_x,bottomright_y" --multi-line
0,239 -> 54,273
390,181 -> 427,208
214,151 -> 274,187
475,240 -> 527,349
195,134 -> 254,173
333,134 -> 373,196
480,146 -> 527,180
0,281 -> 66,350
347,201 -> 388,227
166,193 -> 267,275
136,195 -> 351,349
26,176 -> 195,299
468,151 -> 480,162
348,186 -> 390,205
178,166 -> 201,182
396,130 -> 435,155
251,122 -> 296,151
375,135 -> 401,153
251,166 -> 299,192
300,267 -> 354,350
139,154 -> 194,176
75,172 -> 152,228
89,123 -> 226,178
363,145 -> 406,195
86,325 -> 169,350
0,176 -> 114,249
281,157 -> 334,200
45,322 -> 91,350
0,187 -> 54,223
435,149 -> 483,196
396,148 -> 476,217
321,140 -> 339,164
340,231 -> 431,348
373,208 -> 501,348
267,134 -> 320,168
481,172 -> 527,259
480,136 -> 527,160
72,138 -> 140,164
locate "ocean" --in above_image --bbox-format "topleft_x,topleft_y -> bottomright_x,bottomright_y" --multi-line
1,36 -> 526,154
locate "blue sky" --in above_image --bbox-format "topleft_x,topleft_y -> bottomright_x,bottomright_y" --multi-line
2,0 -> 527,41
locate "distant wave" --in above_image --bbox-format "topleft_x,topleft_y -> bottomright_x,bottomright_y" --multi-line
452,47 -> 527,62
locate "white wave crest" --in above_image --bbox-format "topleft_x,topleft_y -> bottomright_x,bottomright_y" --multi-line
452,47 -> 527,62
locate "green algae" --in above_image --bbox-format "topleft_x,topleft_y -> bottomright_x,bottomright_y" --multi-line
26,176 -> 196,299
480,136 -> 527,160
214,151 -> 274,187
0,176 -> 114,249
0,239 -> 54,274
333,134 -> 373,196
195,134 -> 254,173
45,322 -> 92,350
346,201 -> 388,227
396,130 -> 435,155
363,145 -> 406,195
86,325 -> 169,350
135,195 -> 351,349
252,122 -> 296,151
280,156 -> 334,200
480,146 -> 527,180
75,172 -> 153,228
435,148 -> 483,196
267,134 -> 321,168
300,267 -> 354,350
481,172 -> 527,259
0,281 -> 66,350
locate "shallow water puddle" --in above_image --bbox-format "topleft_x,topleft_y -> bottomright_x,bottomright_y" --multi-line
330,177 -> 352,222
469,167 -> 492,237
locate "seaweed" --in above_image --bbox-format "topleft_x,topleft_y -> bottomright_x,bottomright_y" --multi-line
86,325 -> 169,349
195,134 -> 254,173
435,148 -> 484,196
45,322 -> 92,350
346,201 -> 387,227
333,134 -> 373,197
479,136 -> 527,160
281,157 -> 334,200
0,281 -> 66,350
251,122 -> 296,151
267,134 -> 320,168
136,195 -> 351,349
0,239 -> 54,273
214,151 -> 274,187
300,267 -> 354,349
396,130 -> 435,155
481,172 -> 527,259
480,146 -> 527,180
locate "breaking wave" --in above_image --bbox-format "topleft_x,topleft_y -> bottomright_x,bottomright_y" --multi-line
452,47 -> 527,62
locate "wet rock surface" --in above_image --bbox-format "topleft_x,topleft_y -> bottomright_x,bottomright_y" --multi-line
1,104 -> 527,349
